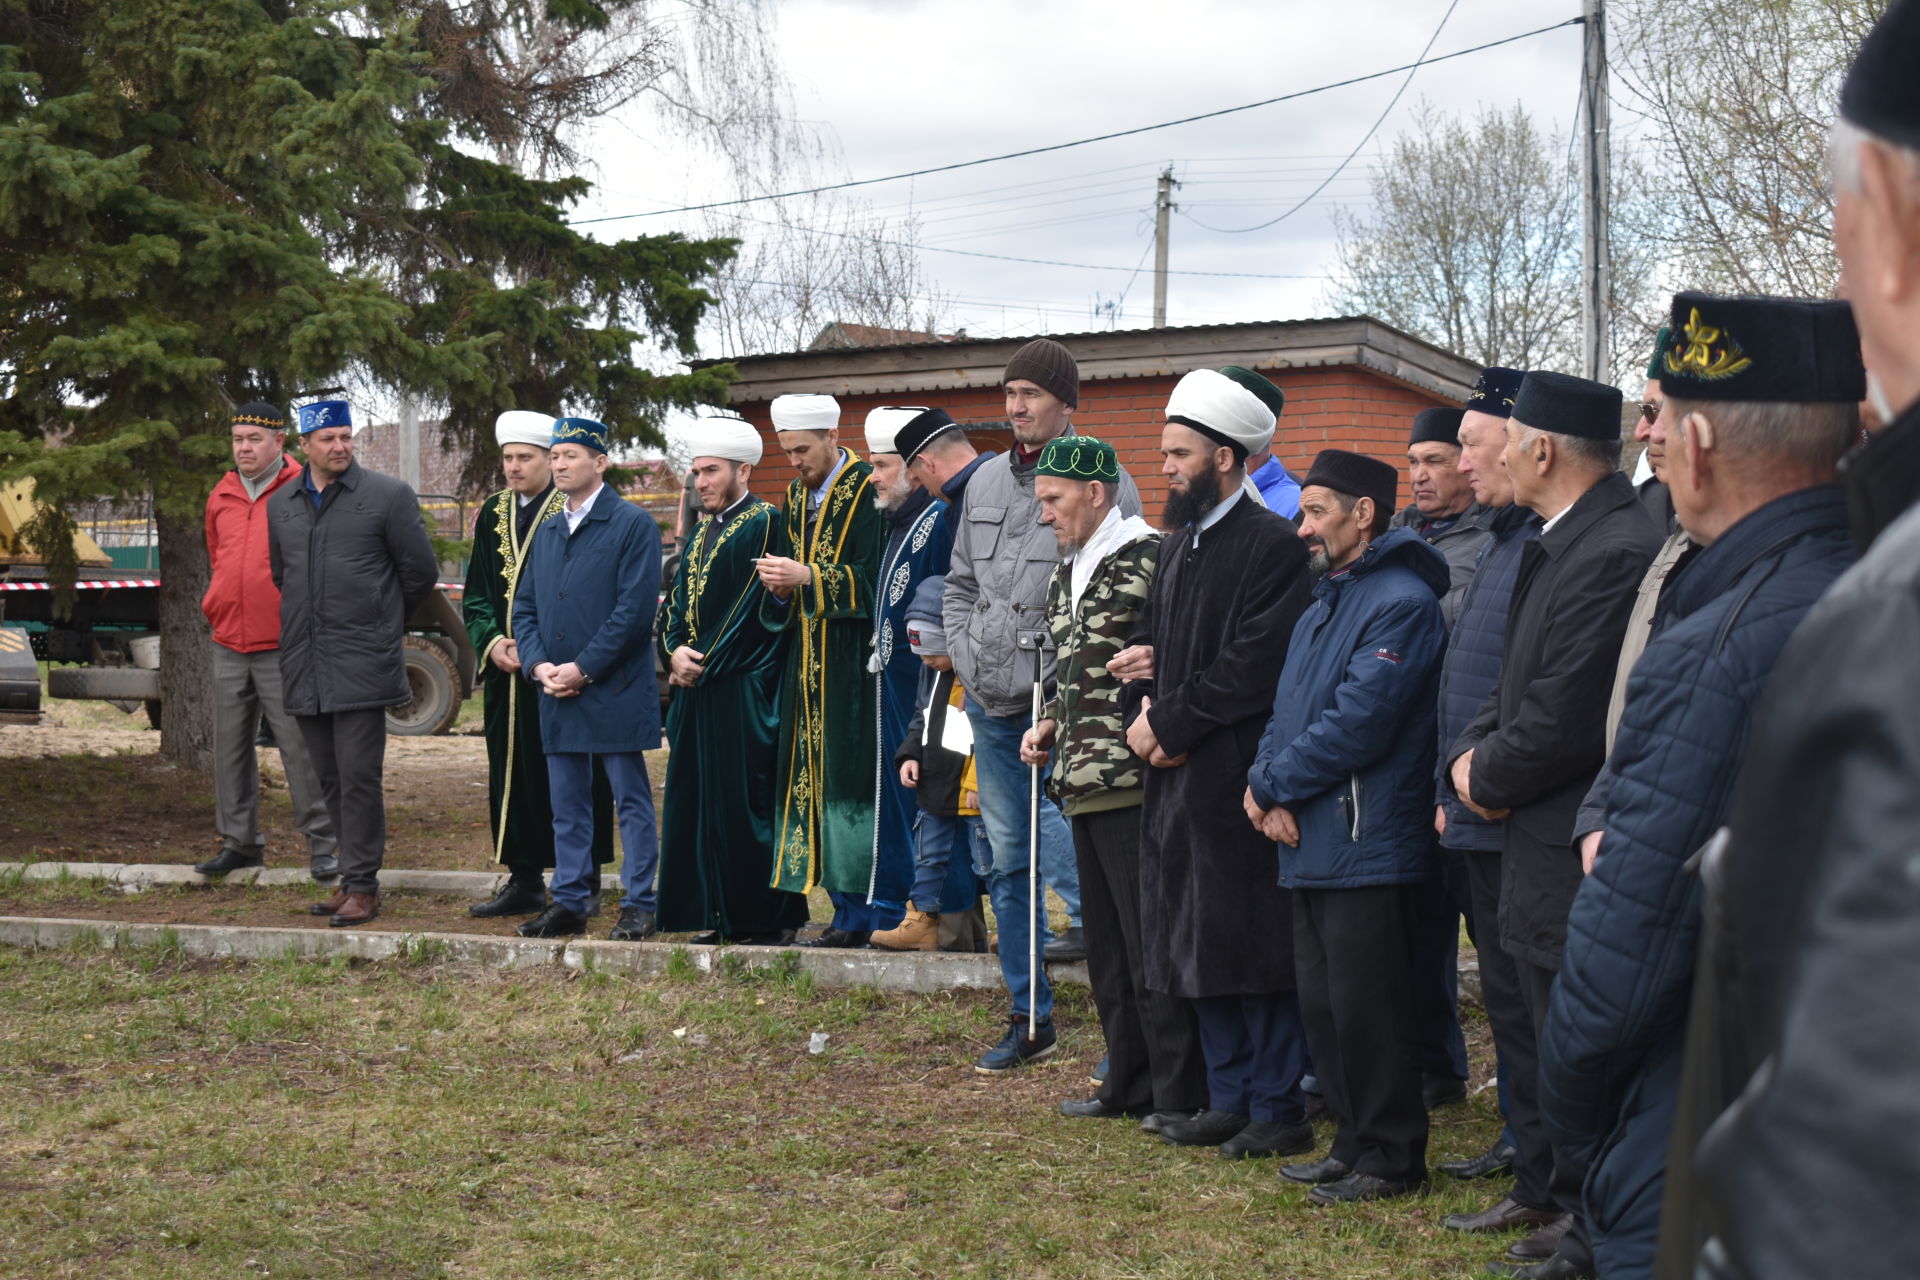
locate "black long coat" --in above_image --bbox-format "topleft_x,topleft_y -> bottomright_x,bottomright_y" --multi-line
1450,471 -> 1659,972
1124,496 -> 1313,999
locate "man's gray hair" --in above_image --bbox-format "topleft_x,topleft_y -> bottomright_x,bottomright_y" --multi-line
1664,396 -> 1858,476
1830,115 -> 1920,194
1517,423 -> 1622,475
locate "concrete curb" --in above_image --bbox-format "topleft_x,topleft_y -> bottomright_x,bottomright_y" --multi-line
0,915 -> 1090,994
1,860 -> 509,897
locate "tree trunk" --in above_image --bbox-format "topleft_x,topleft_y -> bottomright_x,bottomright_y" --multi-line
155,507 -> 214,773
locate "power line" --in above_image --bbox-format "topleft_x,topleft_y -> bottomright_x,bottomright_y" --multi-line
572,16 -> 1583,227
1180,0 -> 1464,234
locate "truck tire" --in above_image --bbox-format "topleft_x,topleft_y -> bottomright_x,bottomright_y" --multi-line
389,635 -> 460,736
47,665 -> 162,702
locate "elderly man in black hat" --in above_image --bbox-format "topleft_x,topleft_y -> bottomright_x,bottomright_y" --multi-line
1248,449 -> 1449,1205
1447,371 -> 1661,1279
1659,6 -> 1920,1276
1540,295 -> 1862,1279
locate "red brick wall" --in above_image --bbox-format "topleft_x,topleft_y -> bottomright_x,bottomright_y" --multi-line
738,365 -> 1449,518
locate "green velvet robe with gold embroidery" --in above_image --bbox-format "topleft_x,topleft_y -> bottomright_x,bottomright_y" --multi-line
761,452 -> 886,896
463,487 -> 612,874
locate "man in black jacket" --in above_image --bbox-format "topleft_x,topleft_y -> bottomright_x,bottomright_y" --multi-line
1541,294 -> 1863,1280
270,400 -> 438,928
1660,6 -> 1920,1276
1449,371 -> 1661,1280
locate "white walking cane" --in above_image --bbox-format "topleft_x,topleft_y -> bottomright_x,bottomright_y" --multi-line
1020,627 -> 1051,1041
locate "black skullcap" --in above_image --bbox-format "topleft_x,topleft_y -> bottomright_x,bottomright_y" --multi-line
1219,366 -> 1286,419
894,407 -> 961,465
1840,0 -> 1920,151
233,401 -> 285,430
1409,407 -> 1465,449
1512,371 -> 1623,442
1302,448 -> 1399,516
1657,292 -> 1866,404
1465,367 -> 1526,419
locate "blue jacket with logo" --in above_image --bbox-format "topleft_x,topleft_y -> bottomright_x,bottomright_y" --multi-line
1248,526 -> 1450,889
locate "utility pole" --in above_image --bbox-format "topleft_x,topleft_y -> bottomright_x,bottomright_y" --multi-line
1579,0 -> 1611,383
398,395 -> 421,492
1153,166 -> 1179,329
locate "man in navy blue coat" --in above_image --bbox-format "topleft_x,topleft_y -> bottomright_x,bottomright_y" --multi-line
1247,448 -> 1449,1206
512,416 -> 664,942
1539,295 -> 1863,1279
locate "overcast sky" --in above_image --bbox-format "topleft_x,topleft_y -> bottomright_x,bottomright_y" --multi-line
569,0 -> 1591,360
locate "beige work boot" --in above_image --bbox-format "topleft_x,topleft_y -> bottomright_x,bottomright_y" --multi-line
870,906 -> 940,952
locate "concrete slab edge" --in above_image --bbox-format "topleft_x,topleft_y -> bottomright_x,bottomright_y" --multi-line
0,860 -> 509,897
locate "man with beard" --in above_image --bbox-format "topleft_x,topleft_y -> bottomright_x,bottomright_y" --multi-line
1663,7 -> 1920,1273
463,410 -> 614,919
1024,435 -> 1206,1127
756,394 -> 891,946
1437,370 -> 1568,1266
859,406 -> 954,945
655,415 -> 808,945
1448,372 -> 1661,1280
945,339 -> 1142,1070
1249,449 -> 1448,1205
1117,368 -> 1316,1155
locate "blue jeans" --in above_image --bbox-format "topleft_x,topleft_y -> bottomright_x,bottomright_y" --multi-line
910,811 -> 986,912
548,751 -> 657,916
827,890 -> 904,934
966,705 -> 1078,1022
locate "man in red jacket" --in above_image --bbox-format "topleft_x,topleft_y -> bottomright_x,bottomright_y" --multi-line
195,402 -> 338,881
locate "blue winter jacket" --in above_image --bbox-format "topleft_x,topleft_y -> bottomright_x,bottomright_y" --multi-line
1248,526 -> 1450,889
1433,503 -> 1538,850
1538,486 -> 1854,1272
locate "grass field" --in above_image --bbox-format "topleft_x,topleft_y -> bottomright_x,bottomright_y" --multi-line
0,940 -> 1513,1280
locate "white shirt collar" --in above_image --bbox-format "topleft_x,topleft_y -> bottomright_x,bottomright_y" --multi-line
1540,501 -> 1573,535
1191,485 -> 1246,547
563,480 -> 604,533
1068,508 -> 1154,610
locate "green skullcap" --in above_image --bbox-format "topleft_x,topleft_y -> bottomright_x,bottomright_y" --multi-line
1036,434 -> 1118,483
1645,326 -> 1671,381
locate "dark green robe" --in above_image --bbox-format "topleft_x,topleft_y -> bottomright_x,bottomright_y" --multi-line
762,451 -> 886,896
654,495 -> 808,935
463,486 -> 612,874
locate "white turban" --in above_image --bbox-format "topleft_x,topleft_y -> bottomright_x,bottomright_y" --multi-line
495,410 -> 556,451
863,406 -> 927,456
684,414 -> 763,465
1165,368 -> 1276,457
770,393 -> 841,433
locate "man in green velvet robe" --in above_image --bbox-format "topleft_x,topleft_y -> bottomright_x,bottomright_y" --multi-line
463,410 -> 612,917
655,416 -> 808,942
753,393 -> 892,947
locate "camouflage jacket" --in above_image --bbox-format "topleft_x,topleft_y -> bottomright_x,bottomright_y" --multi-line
1043,525 -> 1160,816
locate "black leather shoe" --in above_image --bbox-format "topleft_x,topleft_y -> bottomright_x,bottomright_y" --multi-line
1219,1120 -> 1315,1160
608,908 -> 656,941
1308,1171 -> 1427,1205
1486,1252 -> 1594,1279
517,904 -> 589,938
1043,925 -> 1087,962
688,931 -> 723,944
308,855 -> 340,882
1505,1215 -> 1574,1262
469,877 -> 547,918
1439,1140 -> 1518,1181
194,847 -> 263,877
1279,1155 -> 1353,1185
1424,1074 -> 1469,1109
1058,1097 -> 1145,1120
1444,1196 -> 1565,1233
802,927 -> 870,949
1139,1109 -> 1201,1135
738,929 -> 797,946
1157,1109 -> 1250,1147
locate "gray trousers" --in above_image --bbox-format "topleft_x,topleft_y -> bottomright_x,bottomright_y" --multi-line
212,643 -> 336,862
294,708 -> 389,893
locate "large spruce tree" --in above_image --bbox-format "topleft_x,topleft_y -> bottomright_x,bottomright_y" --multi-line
0,0 -> 735,769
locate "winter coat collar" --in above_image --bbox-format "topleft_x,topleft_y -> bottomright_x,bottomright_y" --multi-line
939,450 -> 996,506
1311,524 -> 1450,604
1533,470 -> 1639,562
1660,485 -> 1849,624
886,484 -> 936,530
1842,395 -> 1920,551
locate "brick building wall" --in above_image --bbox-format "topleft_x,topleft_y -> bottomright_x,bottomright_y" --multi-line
734,364 -> 1449,518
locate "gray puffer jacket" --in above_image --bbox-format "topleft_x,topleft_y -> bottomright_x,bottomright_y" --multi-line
269,459 -> 439,715
942,433 -> 1141,718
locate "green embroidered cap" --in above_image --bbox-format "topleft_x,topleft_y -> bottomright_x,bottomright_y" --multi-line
1035,434 -> 1118,483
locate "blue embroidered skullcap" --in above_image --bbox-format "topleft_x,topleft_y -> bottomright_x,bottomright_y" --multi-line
295,400 -> 352,435
551,417 -> 611,454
